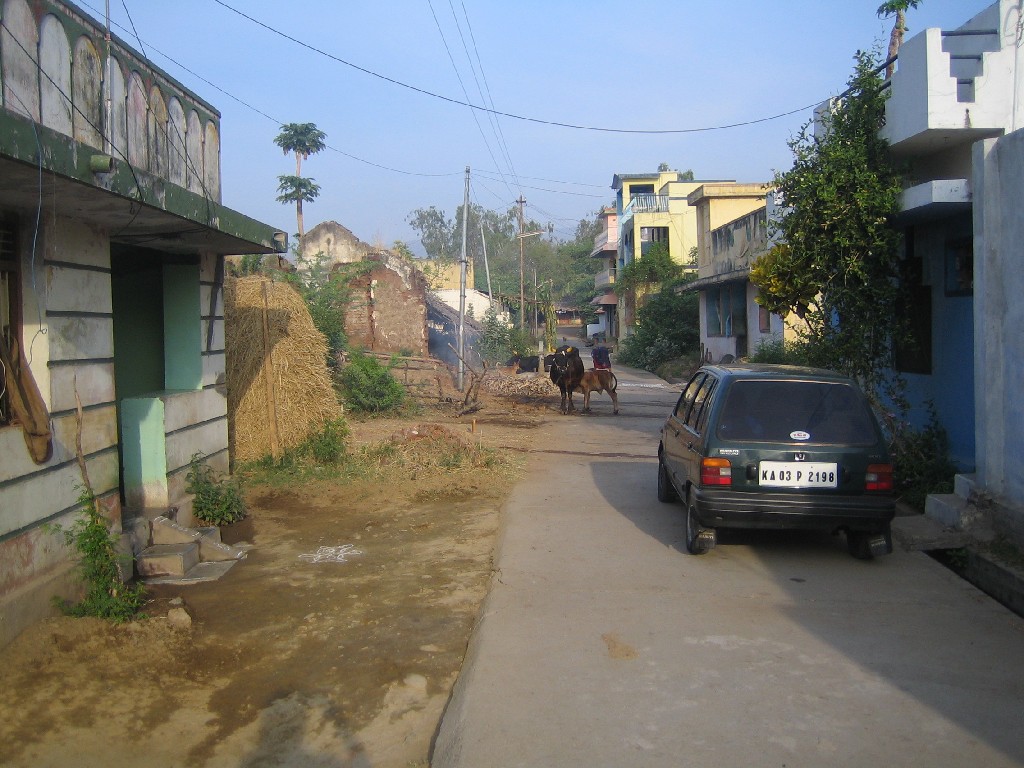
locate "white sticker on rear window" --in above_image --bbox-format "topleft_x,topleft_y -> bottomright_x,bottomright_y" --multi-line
790,431 -> 810,441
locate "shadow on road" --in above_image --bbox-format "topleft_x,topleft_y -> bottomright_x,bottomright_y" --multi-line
588,456 -> 1024,766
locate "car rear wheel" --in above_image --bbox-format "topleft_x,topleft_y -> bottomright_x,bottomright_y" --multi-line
847,526 -> 893,560
685,502 -> 715,555
657,456 -> 678,503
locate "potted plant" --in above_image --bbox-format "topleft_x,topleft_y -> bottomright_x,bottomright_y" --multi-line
185,453 -> 251,544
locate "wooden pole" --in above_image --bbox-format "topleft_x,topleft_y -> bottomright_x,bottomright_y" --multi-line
260,281 -> 282,459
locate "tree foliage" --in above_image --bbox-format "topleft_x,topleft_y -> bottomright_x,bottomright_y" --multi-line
616,241 -> 681,293
274,122 -> 326,238
750,49 -> 904,390
478,306 -> 534,363
877,1 -> 923,76
274,122 -> 327,175
276,175 -> 321,205
617,279 -> 700,371
283,250 -> 349,360
406,203 -> 602,316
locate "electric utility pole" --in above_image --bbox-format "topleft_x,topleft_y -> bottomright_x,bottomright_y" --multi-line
458,166 -> 470,391
516,196 -> 527,328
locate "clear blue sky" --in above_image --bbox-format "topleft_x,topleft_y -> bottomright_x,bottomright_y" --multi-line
83,0 -> 993,250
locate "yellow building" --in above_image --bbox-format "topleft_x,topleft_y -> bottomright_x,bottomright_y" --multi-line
419,258 -> 474,291
682,183 -> 805,361
610,171 -> 707,336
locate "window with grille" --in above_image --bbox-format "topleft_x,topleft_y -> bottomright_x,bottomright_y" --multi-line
1,218 -> 18,427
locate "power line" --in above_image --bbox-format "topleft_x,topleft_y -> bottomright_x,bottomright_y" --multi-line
474,174 -> 607,199
454,0 -> 522,194
78,0 -> 463,179
210,0 -> 822,136
425,0 -> 511,196
81,1 -> 815,193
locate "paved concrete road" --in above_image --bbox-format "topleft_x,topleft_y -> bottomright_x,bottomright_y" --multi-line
434,365 -> 1024,768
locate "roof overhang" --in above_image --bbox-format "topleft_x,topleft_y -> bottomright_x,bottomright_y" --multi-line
0,110 -> 285,256
591,292 -> 619,305
678,270 -> 749,293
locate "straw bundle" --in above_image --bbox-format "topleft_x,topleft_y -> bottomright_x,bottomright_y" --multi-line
225,276 -> 344,464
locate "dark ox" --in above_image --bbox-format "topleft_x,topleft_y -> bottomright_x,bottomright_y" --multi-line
580,369 -> 619,414
504,354 -> 540,373
548,346 -> 585,413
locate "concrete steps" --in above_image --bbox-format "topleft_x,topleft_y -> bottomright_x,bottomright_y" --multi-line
892,474 -> 1024,620
892,474 -> 993,552
128,513 -> 248,584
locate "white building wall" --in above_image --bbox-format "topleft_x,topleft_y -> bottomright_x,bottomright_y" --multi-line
882,1 -> 1022,153
973,130 -> 1024,521
434,289 -> 500,321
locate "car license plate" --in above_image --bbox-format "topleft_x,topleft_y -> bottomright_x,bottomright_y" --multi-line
759,462 -> 838,488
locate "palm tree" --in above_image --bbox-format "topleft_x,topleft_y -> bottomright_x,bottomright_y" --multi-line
877,1 -> 923,78
274,123 -> 326,237
276,176 -> 321,239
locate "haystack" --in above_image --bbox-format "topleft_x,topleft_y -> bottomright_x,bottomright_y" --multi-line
225,275 -> 344,464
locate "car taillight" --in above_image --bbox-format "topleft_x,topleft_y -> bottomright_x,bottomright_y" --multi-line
701,457 -> 732,486
865,464 -> 893,492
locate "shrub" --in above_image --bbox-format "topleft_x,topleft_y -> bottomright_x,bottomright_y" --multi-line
50,490 -> 145,622
186,454 -> 247,526
337,352 -> 406,414
617,288 -> 699,372
748,336 -> 813,366
299,418 -> 349,464
479,307 -> 534,364
886,404 -> 957,512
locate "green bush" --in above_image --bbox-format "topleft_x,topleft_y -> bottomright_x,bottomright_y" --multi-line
479,307 -> 534,364
240,419 -> 350,483
748,336 -> 813,366
887,404 -> 957,512
49,489 -> 145,623
186,454 -> 247,526
300,418 -> 349,464
617,288 -> 699,372
337,352 -> 406,414
284,251 -> 351,361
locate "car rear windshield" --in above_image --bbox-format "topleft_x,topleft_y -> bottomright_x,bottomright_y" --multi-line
716,380 -> 879,444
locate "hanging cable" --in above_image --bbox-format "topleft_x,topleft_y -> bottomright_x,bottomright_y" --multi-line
209,0 -> 822,135
426,0 -> 512,199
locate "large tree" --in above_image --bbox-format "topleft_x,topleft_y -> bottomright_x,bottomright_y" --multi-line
750,50 -> 904,389
274,122 -> 326,238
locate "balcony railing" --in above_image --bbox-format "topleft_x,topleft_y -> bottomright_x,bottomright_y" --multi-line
595,268 -> 616,290
622,194 -> 669,216
590,228 -> 617,257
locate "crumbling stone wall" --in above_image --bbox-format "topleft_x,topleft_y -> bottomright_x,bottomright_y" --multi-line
342,252 -> 428,357
299,221 -> 372,268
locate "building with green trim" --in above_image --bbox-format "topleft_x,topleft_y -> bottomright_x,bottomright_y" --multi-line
0,0 -> 285,645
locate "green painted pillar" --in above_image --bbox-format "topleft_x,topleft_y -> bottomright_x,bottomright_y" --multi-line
163,263 -> 202,390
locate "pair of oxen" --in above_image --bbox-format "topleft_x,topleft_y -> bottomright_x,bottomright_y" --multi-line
547,346 -> 618,415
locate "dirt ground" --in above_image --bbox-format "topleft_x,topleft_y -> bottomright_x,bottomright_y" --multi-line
0,379 -> 564,768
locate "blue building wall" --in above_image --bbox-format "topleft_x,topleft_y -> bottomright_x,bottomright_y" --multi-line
900,213 -> 976,470
903,295 -> 975,470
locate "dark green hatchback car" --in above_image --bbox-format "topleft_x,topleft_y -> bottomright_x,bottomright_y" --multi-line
658,364 -> 895,559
